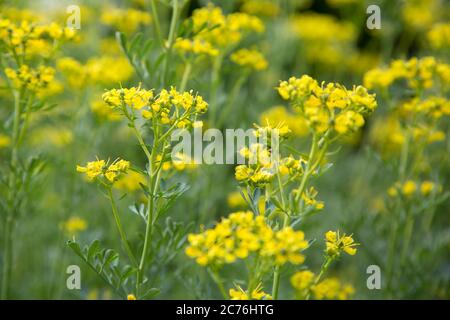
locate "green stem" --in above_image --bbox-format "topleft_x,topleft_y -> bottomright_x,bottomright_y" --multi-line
305,257 -> 333,300
208,54 -> 223,125
400,209 -> 414,265
399,129 -> 410,182
107,188 -> 137,267
272,134 -> 319,299
162,0 -> 180,87
1,89 -> 22,299
216,73 -> 247,128
208,269 -> 228,299
149,0 -> 164,48
179,61 -> 192,92
1,217 -> 13,299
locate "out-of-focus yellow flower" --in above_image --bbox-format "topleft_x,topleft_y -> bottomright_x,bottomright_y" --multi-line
0,134 -> 11,148
312,278 -> 355,300
101,8 -> 151,33
114,171 -> 146,192
420,181 -> 435,196
427,23 -> 450,49
260,106 -> 309,137
402,180 -> 417,196
31,127 -> 73,147
291,13 -> 355,66
173,38 -> 219,57
227,191 -> 247,208
127,294 -> 137,300
230,48 -> 268,71
240,0 -> 280,17
401,0 -> 439,30
5,65 -> 55,92
90,98 -> 122,121
291,270 -> 315,291
364,57 -> 449,90
58,56 -> 134,88
62,216 -> 87,235
192,4 -> 264,50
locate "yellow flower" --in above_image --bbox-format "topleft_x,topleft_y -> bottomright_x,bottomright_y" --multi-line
114,171 -> 146,192
420,181 -> 436,196
229,284 -> 272,300
291,270 -> 315,291
103,87 -> 153,109
101,8 -> 152,33
62,216 -> 87,236
402,180 -> 417,197
325,230 -> 358,257
186,211 -> 307,267
241,0 -> 280,17
127,294 -> 137,300
5,65 -> 55,92
227,191 -> 247,208
334,110 -> 365,134
0,134 -> 11,148
77,160 -> 106,180
312,278 -> 355,300
230,48 -> 268,71
77,158 -> 130,183
427,23 -> 450,49
173,38 -> 219,57
260,106 -> 309,137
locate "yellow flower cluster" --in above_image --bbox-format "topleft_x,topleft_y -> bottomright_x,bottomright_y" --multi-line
157,153 -> 197,172
185,211 -> 308,266
278,75 -> 377,135
240,0 -> 280,17
299,187 -> 325,210
101,7 -> 151,33
114,171 -> 146,192
325,230 -> 357,257
62,216 -> 88,236
0,19 -> 76,54
229,284 -> 272,300
173,38 -> 219,57
290,270 -> 315,291
76,159 -> 130,183
102,87 -> 153,110
5,65 -> 54,92
191,4 -> 264,51
291,270 -> 355,300
401,97 -> 450,120
90,98 -> 122,121
139,88 -> 208,127
311,278 -> 355,300
30,127 -> 73,148
235,144 -> 274,187
291,13 -> 355,66
260,106 -> 309,137
364,57 -> 450,90
388,180 -> 441,197
427,23 -> 450,49
370,116 -> 446,157
57,56 -> 134,88
401,0 -> 438,30
230,48 -> 268,71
